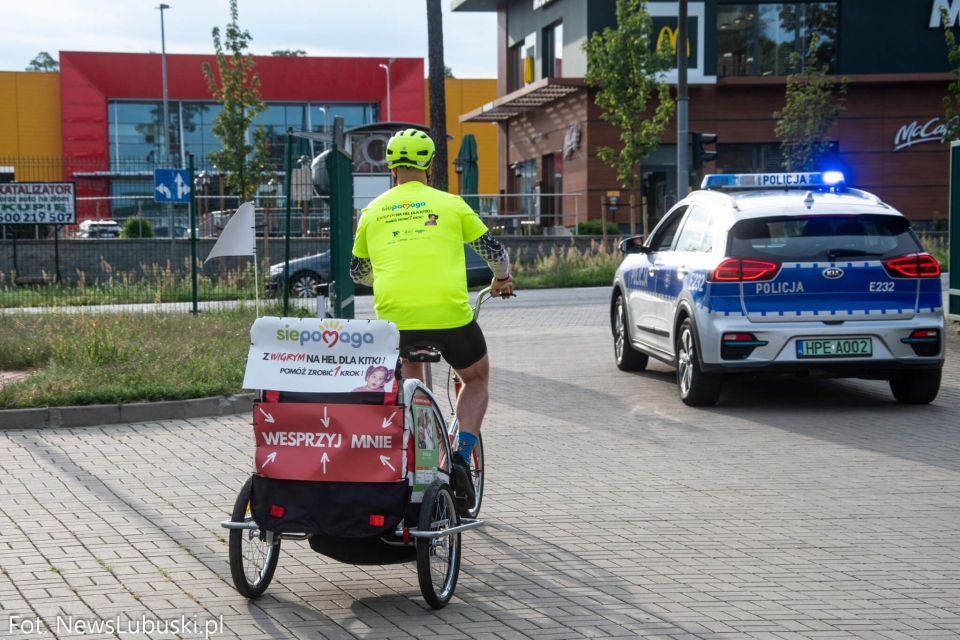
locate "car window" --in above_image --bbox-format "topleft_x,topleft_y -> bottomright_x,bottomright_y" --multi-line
729,214 -> 921,261
673,206 -> 710,252
700,216 -> 717,253
650,206 -> 687,252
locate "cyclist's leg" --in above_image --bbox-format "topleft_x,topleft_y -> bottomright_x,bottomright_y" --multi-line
452,354 -> 489,438
400,359 -> 424,382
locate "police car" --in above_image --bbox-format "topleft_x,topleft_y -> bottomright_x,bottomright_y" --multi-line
611,172 -> 945,407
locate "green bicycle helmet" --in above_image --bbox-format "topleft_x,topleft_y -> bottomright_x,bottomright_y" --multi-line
385,129 -> 435,170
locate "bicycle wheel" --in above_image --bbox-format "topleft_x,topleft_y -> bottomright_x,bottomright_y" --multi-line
464,434 -> 484,519
228,476 -> 281,599
416,481 -> 461,609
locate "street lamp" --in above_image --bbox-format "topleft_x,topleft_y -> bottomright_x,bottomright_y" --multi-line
453,156 -> 465,195
197,170 -> 211,218
157,4 -> 171,166
379,58 -> 395,122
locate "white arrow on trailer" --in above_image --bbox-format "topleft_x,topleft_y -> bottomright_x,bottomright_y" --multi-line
380,455 -> 395,471
320,407 -> 330,428
258,407 -> 275,423
381,411 -> 396,429
321,452 -> 330,474
261,451 -> 277,468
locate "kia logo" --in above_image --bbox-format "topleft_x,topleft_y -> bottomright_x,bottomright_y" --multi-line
822,267 -> 844,279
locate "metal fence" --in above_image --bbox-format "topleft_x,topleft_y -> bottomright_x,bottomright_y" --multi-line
1,156 -> 602,312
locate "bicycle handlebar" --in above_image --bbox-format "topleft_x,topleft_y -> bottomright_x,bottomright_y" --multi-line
473,286 -> 515,321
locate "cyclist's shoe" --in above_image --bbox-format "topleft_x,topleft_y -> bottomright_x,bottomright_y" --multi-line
451,452 -> 475,514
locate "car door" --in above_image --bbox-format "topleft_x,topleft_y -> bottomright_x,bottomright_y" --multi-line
655,206 -> 713,353
631,206 -> 687,352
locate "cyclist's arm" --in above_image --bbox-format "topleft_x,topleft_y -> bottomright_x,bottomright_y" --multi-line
468,232 -> 509,279
350,256 -> 374,286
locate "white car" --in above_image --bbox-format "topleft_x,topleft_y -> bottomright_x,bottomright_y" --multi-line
611,172 -> 945,406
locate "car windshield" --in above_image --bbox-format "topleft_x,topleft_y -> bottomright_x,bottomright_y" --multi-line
728,214 -> 921,262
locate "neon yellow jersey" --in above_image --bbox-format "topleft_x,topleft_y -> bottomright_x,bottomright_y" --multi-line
353,181 -> 489,330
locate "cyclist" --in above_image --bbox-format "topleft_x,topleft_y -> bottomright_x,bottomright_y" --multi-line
350,128 -> 513,511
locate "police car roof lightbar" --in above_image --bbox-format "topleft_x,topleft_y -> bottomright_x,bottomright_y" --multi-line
702,172 -> 846,190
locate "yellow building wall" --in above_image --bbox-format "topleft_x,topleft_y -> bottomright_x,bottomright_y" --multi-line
425,78 -> 498,197
0,72 -> 61,178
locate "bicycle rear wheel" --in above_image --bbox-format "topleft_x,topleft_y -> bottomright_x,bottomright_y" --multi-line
228,476 -> 281,599
416,481 -> 461,609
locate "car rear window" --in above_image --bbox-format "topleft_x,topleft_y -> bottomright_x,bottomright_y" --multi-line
728,214 -> 921,262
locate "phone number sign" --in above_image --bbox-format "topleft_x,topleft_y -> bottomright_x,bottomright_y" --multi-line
0,182 -> 76,224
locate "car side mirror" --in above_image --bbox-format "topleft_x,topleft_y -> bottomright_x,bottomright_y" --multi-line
618,235 -> 648,255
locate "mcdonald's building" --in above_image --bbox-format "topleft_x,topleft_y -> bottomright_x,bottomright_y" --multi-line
454,0 -> 959,229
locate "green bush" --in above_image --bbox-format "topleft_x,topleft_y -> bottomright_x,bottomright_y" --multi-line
919,234 -> 949,272
512,241 -> 624,289
577,219 -> 622,235
121,217 -> 154,238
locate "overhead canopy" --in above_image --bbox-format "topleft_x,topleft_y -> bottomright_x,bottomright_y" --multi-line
459,77 -> 585,123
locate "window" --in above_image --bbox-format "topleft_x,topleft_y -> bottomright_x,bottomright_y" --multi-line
543,22 -> 563,79
510,33 -> 536,92
651,206 -> 688,252
716,143 -> 784,173
674,207 -> 711,252
729,215 -> 920,262
717,3 -> 838,77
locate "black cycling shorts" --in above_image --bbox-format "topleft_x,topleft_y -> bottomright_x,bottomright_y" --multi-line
400,320 -> 487,371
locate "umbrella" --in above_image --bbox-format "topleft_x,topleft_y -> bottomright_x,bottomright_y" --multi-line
455,133 -> 479,212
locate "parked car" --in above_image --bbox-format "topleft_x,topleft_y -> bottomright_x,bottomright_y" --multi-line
611,171 -> 945,407
154,224 -> 189,238
75,220 -> 120,238
268,244 -> 494,298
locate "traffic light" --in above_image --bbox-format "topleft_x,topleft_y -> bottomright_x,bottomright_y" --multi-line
692,132 -> 718,169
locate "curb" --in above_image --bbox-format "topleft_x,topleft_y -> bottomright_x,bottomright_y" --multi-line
0,394 -> 255,430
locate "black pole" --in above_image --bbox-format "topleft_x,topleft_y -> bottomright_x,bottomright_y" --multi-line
12,229 -> 17,283
282,129 -> 294,316
677,0 -> 689,197
54,225 -> 62,284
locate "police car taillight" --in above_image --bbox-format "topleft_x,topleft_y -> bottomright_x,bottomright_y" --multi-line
708,258 -> 781,282
881,253 -> 941,278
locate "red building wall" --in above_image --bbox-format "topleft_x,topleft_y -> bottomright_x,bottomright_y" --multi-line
59,51 -> 425,162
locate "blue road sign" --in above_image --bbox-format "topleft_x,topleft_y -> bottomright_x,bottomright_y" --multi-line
154,169 -> 191,203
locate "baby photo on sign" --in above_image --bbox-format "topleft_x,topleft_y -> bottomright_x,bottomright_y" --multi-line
352,365 -> 394,393
416,407 -> 435,450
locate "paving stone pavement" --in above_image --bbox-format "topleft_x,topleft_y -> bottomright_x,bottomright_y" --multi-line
1,289 -> 959,640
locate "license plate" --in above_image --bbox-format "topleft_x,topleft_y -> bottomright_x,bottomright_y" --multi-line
797,338 -> 873,358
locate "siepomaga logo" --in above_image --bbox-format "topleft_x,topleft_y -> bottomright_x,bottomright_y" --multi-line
822,267 -> 844,279
276,320 -> 375,349
391,200 -> 426,212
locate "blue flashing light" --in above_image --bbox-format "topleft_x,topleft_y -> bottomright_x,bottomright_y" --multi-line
822,170 -> 845,185
701,172 -> 846,190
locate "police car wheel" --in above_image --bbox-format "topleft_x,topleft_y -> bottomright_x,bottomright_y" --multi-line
614,295 -> 648,371
889,368 -> 941,405
676,319 -> 721,407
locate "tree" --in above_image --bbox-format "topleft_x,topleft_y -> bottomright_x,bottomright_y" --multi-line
583,0 -> 675,236
773,32 -> 848,171
426,0 -> 449,192
26,52 -> 58,72
121,217 -> 155,238
445,65 -> 455,78
271,49 -> 306,56
202,0 -> 274,203
940,6 -> 960,142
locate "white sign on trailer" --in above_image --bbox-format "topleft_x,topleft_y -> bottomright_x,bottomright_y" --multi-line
0,182 -> 76,224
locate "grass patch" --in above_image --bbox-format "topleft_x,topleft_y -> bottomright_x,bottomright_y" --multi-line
0,262 -> 268,308
0,306 -> 280,409
919,234 -> 949,272
512,241 -> 623,289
